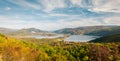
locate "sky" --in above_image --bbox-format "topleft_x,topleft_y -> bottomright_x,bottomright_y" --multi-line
0,0 -> 120,31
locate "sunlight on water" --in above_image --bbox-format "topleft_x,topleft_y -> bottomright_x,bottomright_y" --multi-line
65,35 -> 100,42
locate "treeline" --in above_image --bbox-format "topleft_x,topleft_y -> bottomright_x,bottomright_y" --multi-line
90,33 -> 120,43
0,34 -> 120,61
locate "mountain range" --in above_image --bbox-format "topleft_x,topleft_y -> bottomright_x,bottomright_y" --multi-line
54,26 -> 120,36
0,25 -> 120,37
0,27 -> 17,34
0,28 -> 56,36
90,33 -> 120,42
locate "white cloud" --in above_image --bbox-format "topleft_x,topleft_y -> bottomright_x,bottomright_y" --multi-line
103,16 -> 120,25
5,7 -> 11,11
38,0 -> 67,12
0,0 -> 120,30
48,13 -> 70,16
70,0 -> 120,13
7,0 -> 120,13
70,0 -> 82,6
0,16 -> 25,23
0,14 -> 120,31
90,0 -> 120,13
8,0 -> 41,10
0,16 -> 120,30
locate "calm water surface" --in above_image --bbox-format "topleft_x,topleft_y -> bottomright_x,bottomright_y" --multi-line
65,35 -> 100,42
31,35 -> 99,42
31,35 -> 63,39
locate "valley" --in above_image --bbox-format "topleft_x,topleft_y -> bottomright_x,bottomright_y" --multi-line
0,0 -> 120,61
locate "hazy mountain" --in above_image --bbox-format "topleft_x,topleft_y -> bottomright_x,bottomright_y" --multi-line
0,27 -> 17,34
16,28 -> 45,33
1,26 -> 120,36
54,26 -> 120,36
9,28 -> 53,36
0,27 -> 56,36
90,33 -> 120,42
86,26 -> 120,36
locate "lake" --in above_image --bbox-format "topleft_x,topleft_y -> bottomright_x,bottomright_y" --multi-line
64,35 -> 100,42
30,35 -> 99,42
30,34 -> 64,39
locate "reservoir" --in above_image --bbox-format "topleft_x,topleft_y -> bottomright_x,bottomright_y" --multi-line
31,35 -> 99,42
64,35 -> 99,42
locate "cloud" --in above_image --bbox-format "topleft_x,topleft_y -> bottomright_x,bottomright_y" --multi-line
40,0 -> 120,13
70,0 -> 82,6
0,15 -> 26,23
103,16 -> 120,25
90,0 -> 120,13
0,0 -> 120,30
0,17 -> 26,29
70,0 -> 120,13
0,15 -> 107,30
0,17 -> 119,31
5,7 -> 11,11
6,0 -> 120,13
37,0 -> 67,12
48,13 -> 70,17
8,0 -> 41,10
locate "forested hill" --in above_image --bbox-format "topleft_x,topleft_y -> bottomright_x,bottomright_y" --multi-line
0,33 -> 120,61
0,27 -> 17,34
90,33 -> 120,42
0,28 -> 55,36
54,26 -> 120,36
9,28 -> 46,36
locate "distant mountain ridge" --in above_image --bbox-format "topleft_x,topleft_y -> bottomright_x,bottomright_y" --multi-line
9,28 -> 47,36
1,26 -> 120,36
0,27 -> 17,34
0,27 -> 55,36
54,26 -> 120,36
90,33 -> 120,42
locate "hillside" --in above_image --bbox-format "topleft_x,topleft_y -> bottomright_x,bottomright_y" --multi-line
0,28 -> 56,36
90,33 -> 120,42
54,26 -> 120,36
0,33 -> 120,61
86,26 -> 120,36
9,28 -> 46,36
0,27 -> 17,34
